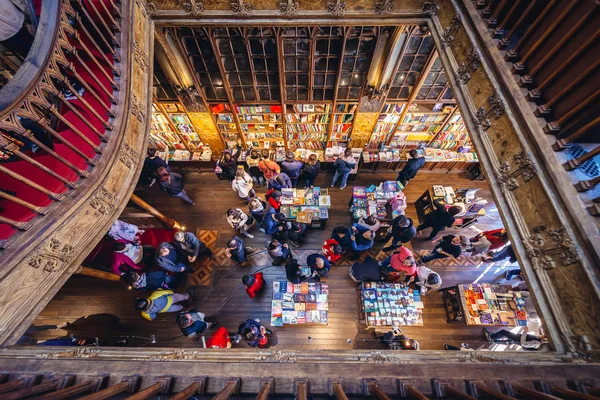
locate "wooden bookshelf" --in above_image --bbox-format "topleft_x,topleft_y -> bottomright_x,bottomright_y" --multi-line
330,103 -> 358,142
429,111 -> 472,151
285,103 -> 332,150
367,103 -> 405,148
235,104 -> 285,149
389,103 -> 455,148
149,104 -> 183,153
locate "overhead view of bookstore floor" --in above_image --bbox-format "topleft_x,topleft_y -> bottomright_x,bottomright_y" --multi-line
29,168 -> 540,352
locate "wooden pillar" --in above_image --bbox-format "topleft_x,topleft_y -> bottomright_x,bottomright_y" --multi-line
405,385 -> 429,400
296,381 -> 308,400
169,382 -> 200,400
4,379 -> 62,400
130,194 -> 181,229
78,381 -> 130,400
552,116 -> 600,151
574,176 -> 600,193
33,381 -> 95,400
0,380 -> 25,394
332,382 -> 348,400
563,146 -> 600,171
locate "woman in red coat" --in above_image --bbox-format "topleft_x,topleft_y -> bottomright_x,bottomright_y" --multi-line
322,239 -> 342,264
205,326 -> 231,348
243,273 -> 265,299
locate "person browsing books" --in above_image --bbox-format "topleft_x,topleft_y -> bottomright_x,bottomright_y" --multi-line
307,253 -> 331,279
396,149 -> 425,187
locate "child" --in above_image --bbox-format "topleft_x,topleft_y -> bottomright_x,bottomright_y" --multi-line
242,273 -> 265,299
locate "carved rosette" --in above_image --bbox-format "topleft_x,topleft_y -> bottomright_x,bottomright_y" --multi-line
374,0 -> 394,14
494,161 -> 518,193
130,94 -> 147,124
231,0 -> 252,15
28,238 -> 74,273
474,91 -> 505,133
327,0 -> 346,16
548,228 -> 579,266
279,0 -> 299,16
119,143 -> 137,168
133,41 -> 148,72
442,14 -> 462,46
524,227 -> 579,270
90,188 -> 117,215
422,1 -> 440,16
457,49 -> 481,84
183,1 -> 205,16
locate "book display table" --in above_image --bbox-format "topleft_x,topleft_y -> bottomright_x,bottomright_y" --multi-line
350,182 -> 407,221
280,187 -> 330,229
456,283 -> 528,326
271,282 -> 329,326
361,282 -> 424,327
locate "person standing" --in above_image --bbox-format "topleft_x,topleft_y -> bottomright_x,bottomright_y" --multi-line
157,167 -> 194,205
421,235 -> 462,262
331,226 -> 352,252
219,146 -> 242,182
281,152 -> 304,188
268,172 -> 292,191
135,290 -> 192,321
380,215 -> 416,252
262,209 -> 287,238
243,273 -> 265,299
176,309 -> 217,338
129,270 -> 172,291
110,242 -> 144,277
258,158 -> 280,181
416,200 -> 462,240
225,236 -> 252,264
322,239 -> 342,264
226,208 -> 255,239
173,231 -> 213,263
236,319 -> 272,348
307,253 -> 331,279
415,265 -> 442,294
143,148 -> 169,186
265,189 -> 282,212
231,168 -> 255,202
301,154 -> 321,188
156,242 -> 189,274
246,148 -> 265,186
397,149 -> 425,187
331,148 -> 356,190
378,246 -> 417,282
268,239 -> 292,266
248,197 -> 267,231
287,222 -> 307,248
0,0 -> 33,58
349,223 -> 375,260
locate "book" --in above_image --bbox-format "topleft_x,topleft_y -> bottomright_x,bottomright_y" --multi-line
297,210 -> 313,224
318,195 -> 331,207
281,189 -> 294,205
301,282 -> 309,294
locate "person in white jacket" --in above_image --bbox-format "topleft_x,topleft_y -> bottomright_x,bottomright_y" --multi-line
415,265 -> 442,295
232,169 -> 255,202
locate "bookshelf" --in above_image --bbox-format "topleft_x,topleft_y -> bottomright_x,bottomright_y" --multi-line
285,103 -> 332,150
429,111 -> 472,151
330,103 -> 357,142
235,104 -> 285,149
388,103 -> 455,148
210,103 -> 242,149
149,104 -> 183,152
367,103 -> 405,149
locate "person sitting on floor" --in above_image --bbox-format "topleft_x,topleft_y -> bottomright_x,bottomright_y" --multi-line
287,221 -> 307,248
225,236 -> 252,264
307,253 -> 331,279
350,223 -> 375,260
110,242 -> 144,277
322,239 -> 342,264
268,239 -> 292,266
415,265 -> 442,295
416,200 -> 462,240
263,208 -> 287,238
157,167 -> 195,206
243,273 -> 265,299
129,270 -> 173,291
156,242 -> 189,274
135,290 -> 192,321
268,172 -> 292,191
232,168 -> 255,202
236,318 -> 272,348
173,231 -> 212,264
421,235 -> 462,262
281,152 -> 304,188
380,215 -> 417,252
331,226 -> 352,252
285,259 -> 306,284
483,312 -> 544,350
378,246 -> 417,282
176,308 -> 217,338
248,197 -> 268,231
265,189 -> 282,212
226,208 -> 254,239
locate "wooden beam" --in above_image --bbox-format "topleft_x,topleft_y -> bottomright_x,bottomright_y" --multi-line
513,385 -> 562,400
444,386 -> 476,400
130,194 -> 182,229
475,385 -> 517,400
32,381 -> 95,400
276,28 -> 289,150
332,382 -> 348,400
327,27 -> 350,143
169,382 -> 200,400
550,386 -> 600,400
368,382 -> 391,400
296,381 -> 308,400
0,380 -> 25,394
405,385 -> 429,400
552,115 -> 600,151
78,381 -> 130,400
124,382 -> 164,400
75,266 -> 121,281
255,382 -> 271,400
212,381 -> 237,400
563,146 -> 600,171
4,379 -> 62,400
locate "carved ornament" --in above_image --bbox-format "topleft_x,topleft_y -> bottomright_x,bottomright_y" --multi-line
231,0 -> 252,15
442,14 -> 462,46
279,0 -> 299,16
495,152 -> 537,193
90,187 -> 117,215
133,41 -> 148,72
257,350 -> 298,362
474,91 -> 505,132
119,143 -> 137,169
183,1 -> 205,16
327,0 -> 346,16
36,347 -> 100,360
457,49 -> 481,84
525,227 -> 579,270
28,238 -> 74,273
135,0 -> 156,17
374,0 -> 394,14
130,94 -> 147,124
422,1 -> 440,17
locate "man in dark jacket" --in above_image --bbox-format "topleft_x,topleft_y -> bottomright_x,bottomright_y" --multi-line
331,226 -> 352,251
268,172 -> 292,191
176,309 -> 217,338
307,253 -> 331,278
331,149 -> 356,189
143,148 -> 169,186
157,167 -> 194,205
301,154 -> 320,188
380,215 -> 417,252
421,235 -> 462,262
155,242 -> 188,273
281,152 -> 304,188
173,231 -> 212,263
397,149 -> 425,187
130,270 -> 173,291
263,209 -> 287,238
350,223 -> 375,260
226,236 -> 252,264
416,200 -> 462,240
219,146 -> 242,181
268,239 -> 292,266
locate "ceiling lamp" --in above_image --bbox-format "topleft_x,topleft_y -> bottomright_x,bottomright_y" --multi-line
365,26 -> 407,100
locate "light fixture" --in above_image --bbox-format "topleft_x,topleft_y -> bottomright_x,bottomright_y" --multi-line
365,27 -> 408,100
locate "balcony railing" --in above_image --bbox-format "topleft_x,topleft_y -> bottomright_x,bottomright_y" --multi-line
0,0 -> 122,245
471,0 -> 600,218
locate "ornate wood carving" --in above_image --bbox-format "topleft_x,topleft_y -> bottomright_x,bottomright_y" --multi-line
231,0 -> 252,15
423,1 -> 440,17
27,238 -> 74,273
90,187 -> 117,214
494,152 -> 536,193
327,0 -> 346,16
441,14 -> 462,46
119,143 -> 137,168
374,0 -> 394,15
135,0 -> 156,17
133,41 -> 148,72
279,0 -> 298,16
182,1 -> 205,16
457,49 -> 481,84
130,94 -> 147,123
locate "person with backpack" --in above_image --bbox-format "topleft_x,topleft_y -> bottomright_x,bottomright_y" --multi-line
397,149 -> 426,187
331,148 -> 356,190
268,239 -> 292,266
231,168 -> 255,202
226,208 -> 255,239
176,309 -> 217,338
258,158 -> 280,181
301,154 -> 321,188
268,172 -> 292,191
281,152 -> 304,188
415,265 -> 442,295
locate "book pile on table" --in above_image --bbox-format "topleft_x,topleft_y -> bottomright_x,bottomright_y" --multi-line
461,283 -> 527,326
271,282 -> 329,326
280,187 -> 330,221
350,182 -> 406,220
361,282 -> 424,326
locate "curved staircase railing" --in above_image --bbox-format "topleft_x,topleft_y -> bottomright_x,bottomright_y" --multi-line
0,0 -> 153,346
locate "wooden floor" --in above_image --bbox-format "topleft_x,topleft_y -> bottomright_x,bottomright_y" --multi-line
31,168 -> 524,351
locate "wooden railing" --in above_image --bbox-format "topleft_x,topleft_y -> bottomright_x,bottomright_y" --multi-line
0,0 -> 121,245
471,0 -> 600,218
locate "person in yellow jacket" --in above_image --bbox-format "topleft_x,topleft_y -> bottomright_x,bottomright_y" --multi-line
134,290 -> 191,321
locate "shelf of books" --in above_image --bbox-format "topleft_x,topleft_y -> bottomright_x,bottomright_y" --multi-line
330,103 -> 357,142
367,103 -> 405,149
388,103 -> 455,148
210,103 -> 242,149
285,104 -> 331,150
428,112 -> 472,151
158,103 -> 213,161
235,104 -> 285,150
150,104 -> 187,161
361,146 -> 478,165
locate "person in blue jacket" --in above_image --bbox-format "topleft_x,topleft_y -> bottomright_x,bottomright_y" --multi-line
350,223 -> 375,260
268,172 -> 292,191
331,226 -> 352,251
262,208 -> 287,238
281,152 -> 304,188
331,148 -> 356,190
307,253 -> 331,279
268,239 -> 292,266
